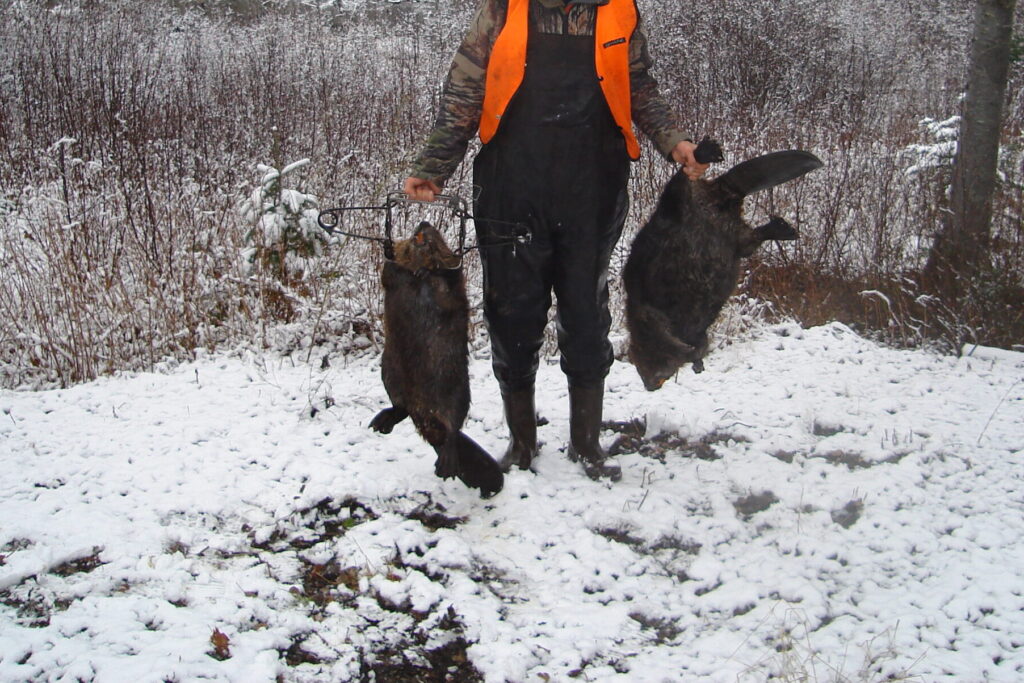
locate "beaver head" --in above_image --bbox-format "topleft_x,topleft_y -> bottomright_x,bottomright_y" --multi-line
392,221 -> 460,274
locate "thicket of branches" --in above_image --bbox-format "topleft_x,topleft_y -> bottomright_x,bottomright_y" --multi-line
0,0 -> 1021,388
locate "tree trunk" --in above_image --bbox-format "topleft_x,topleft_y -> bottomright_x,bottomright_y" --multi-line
924,0 -> 1017,298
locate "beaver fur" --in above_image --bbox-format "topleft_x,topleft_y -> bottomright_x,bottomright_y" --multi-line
624,148 -> 823,391
369,221 -> 503,496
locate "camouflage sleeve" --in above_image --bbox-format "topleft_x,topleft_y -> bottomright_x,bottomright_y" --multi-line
409,0 -> 506,187
630,11 -> 690,160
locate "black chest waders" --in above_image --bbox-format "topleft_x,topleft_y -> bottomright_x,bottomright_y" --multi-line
473,16 -> 631,393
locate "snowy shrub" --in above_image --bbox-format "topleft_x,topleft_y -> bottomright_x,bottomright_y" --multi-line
903,116 -> 960,178
903,114 -> 1024,209
241,158 -> 326,286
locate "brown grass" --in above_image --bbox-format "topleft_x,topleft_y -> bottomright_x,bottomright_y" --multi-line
0,0 -> 1021,387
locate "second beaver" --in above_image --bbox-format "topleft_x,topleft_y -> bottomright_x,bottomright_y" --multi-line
369,221 -> 504,496
624,148 -> 823,390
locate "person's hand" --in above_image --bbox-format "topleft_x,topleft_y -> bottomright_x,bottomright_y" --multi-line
671,140 -> 710,181
403,177 -> 441,202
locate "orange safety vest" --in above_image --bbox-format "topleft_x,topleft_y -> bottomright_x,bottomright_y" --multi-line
479,0 -> 640,160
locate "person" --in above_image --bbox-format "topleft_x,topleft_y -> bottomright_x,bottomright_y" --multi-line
404,0 -> 708,481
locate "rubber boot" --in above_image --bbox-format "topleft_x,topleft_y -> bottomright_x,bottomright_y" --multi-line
499,387 -> 538,472
567,383 -> 621,482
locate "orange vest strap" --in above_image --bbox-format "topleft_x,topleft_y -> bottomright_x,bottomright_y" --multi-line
595,0 -> 639,159
480,0 -> 640,160
479,0 -> 529,145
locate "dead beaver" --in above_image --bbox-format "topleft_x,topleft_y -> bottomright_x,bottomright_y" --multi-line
624,143 -> 823,390
369,221 -> 503,496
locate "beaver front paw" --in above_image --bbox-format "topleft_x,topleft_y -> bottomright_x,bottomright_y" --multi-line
369,406 -> 408,434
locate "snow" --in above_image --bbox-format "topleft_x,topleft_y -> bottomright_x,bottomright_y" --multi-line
1,323 -> 1022,681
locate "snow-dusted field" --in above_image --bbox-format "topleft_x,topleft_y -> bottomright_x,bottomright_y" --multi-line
1,323 -> 1022,682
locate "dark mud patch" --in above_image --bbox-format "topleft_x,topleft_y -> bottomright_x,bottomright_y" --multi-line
629,611 -> 682,644
816,450 -> 909,470
831,499 -> 865,529
604,418 -> 741,462
361,606 -> 484,682
250,496 -> 378,552
51,547 -> 105,577
733,491 -> 780,519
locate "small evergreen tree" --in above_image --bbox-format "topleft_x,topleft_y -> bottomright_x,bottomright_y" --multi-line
240,158 -> 326,287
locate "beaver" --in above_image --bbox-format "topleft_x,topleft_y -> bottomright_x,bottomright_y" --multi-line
369,221 -> 503,496
624,145 -> 823,390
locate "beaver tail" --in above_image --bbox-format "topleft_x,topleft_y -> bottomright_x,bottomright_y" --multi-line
441,432 -> 503,497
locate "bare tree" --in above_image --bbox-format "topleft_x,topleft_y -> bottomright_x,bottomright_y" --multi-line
925,0 -> 1018,298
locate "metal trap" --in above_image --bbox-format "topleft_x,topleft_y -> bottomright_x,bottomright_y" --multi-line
317,191 -> 529,267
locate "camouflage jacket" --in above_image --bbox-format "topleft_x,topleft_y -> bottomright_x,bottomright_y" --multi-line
410,0 -> 689,186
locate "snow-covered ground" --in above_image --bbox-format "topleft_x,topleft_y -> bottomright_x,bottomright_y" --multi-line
1,322 -> 1022,682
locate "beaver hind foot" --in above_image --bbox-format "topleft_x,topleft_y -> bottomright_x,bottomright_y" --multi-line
434,432 -> 504,498
369,406 -> 408,434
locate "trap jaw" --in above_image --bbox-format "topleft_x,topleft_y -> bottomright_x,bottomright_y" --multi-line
317,192 -> 469,264
317,190 -> 530,267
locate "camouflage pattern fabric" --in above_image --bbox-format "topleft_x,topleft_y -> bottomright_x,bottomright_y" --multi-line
410,0 -> 689,187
